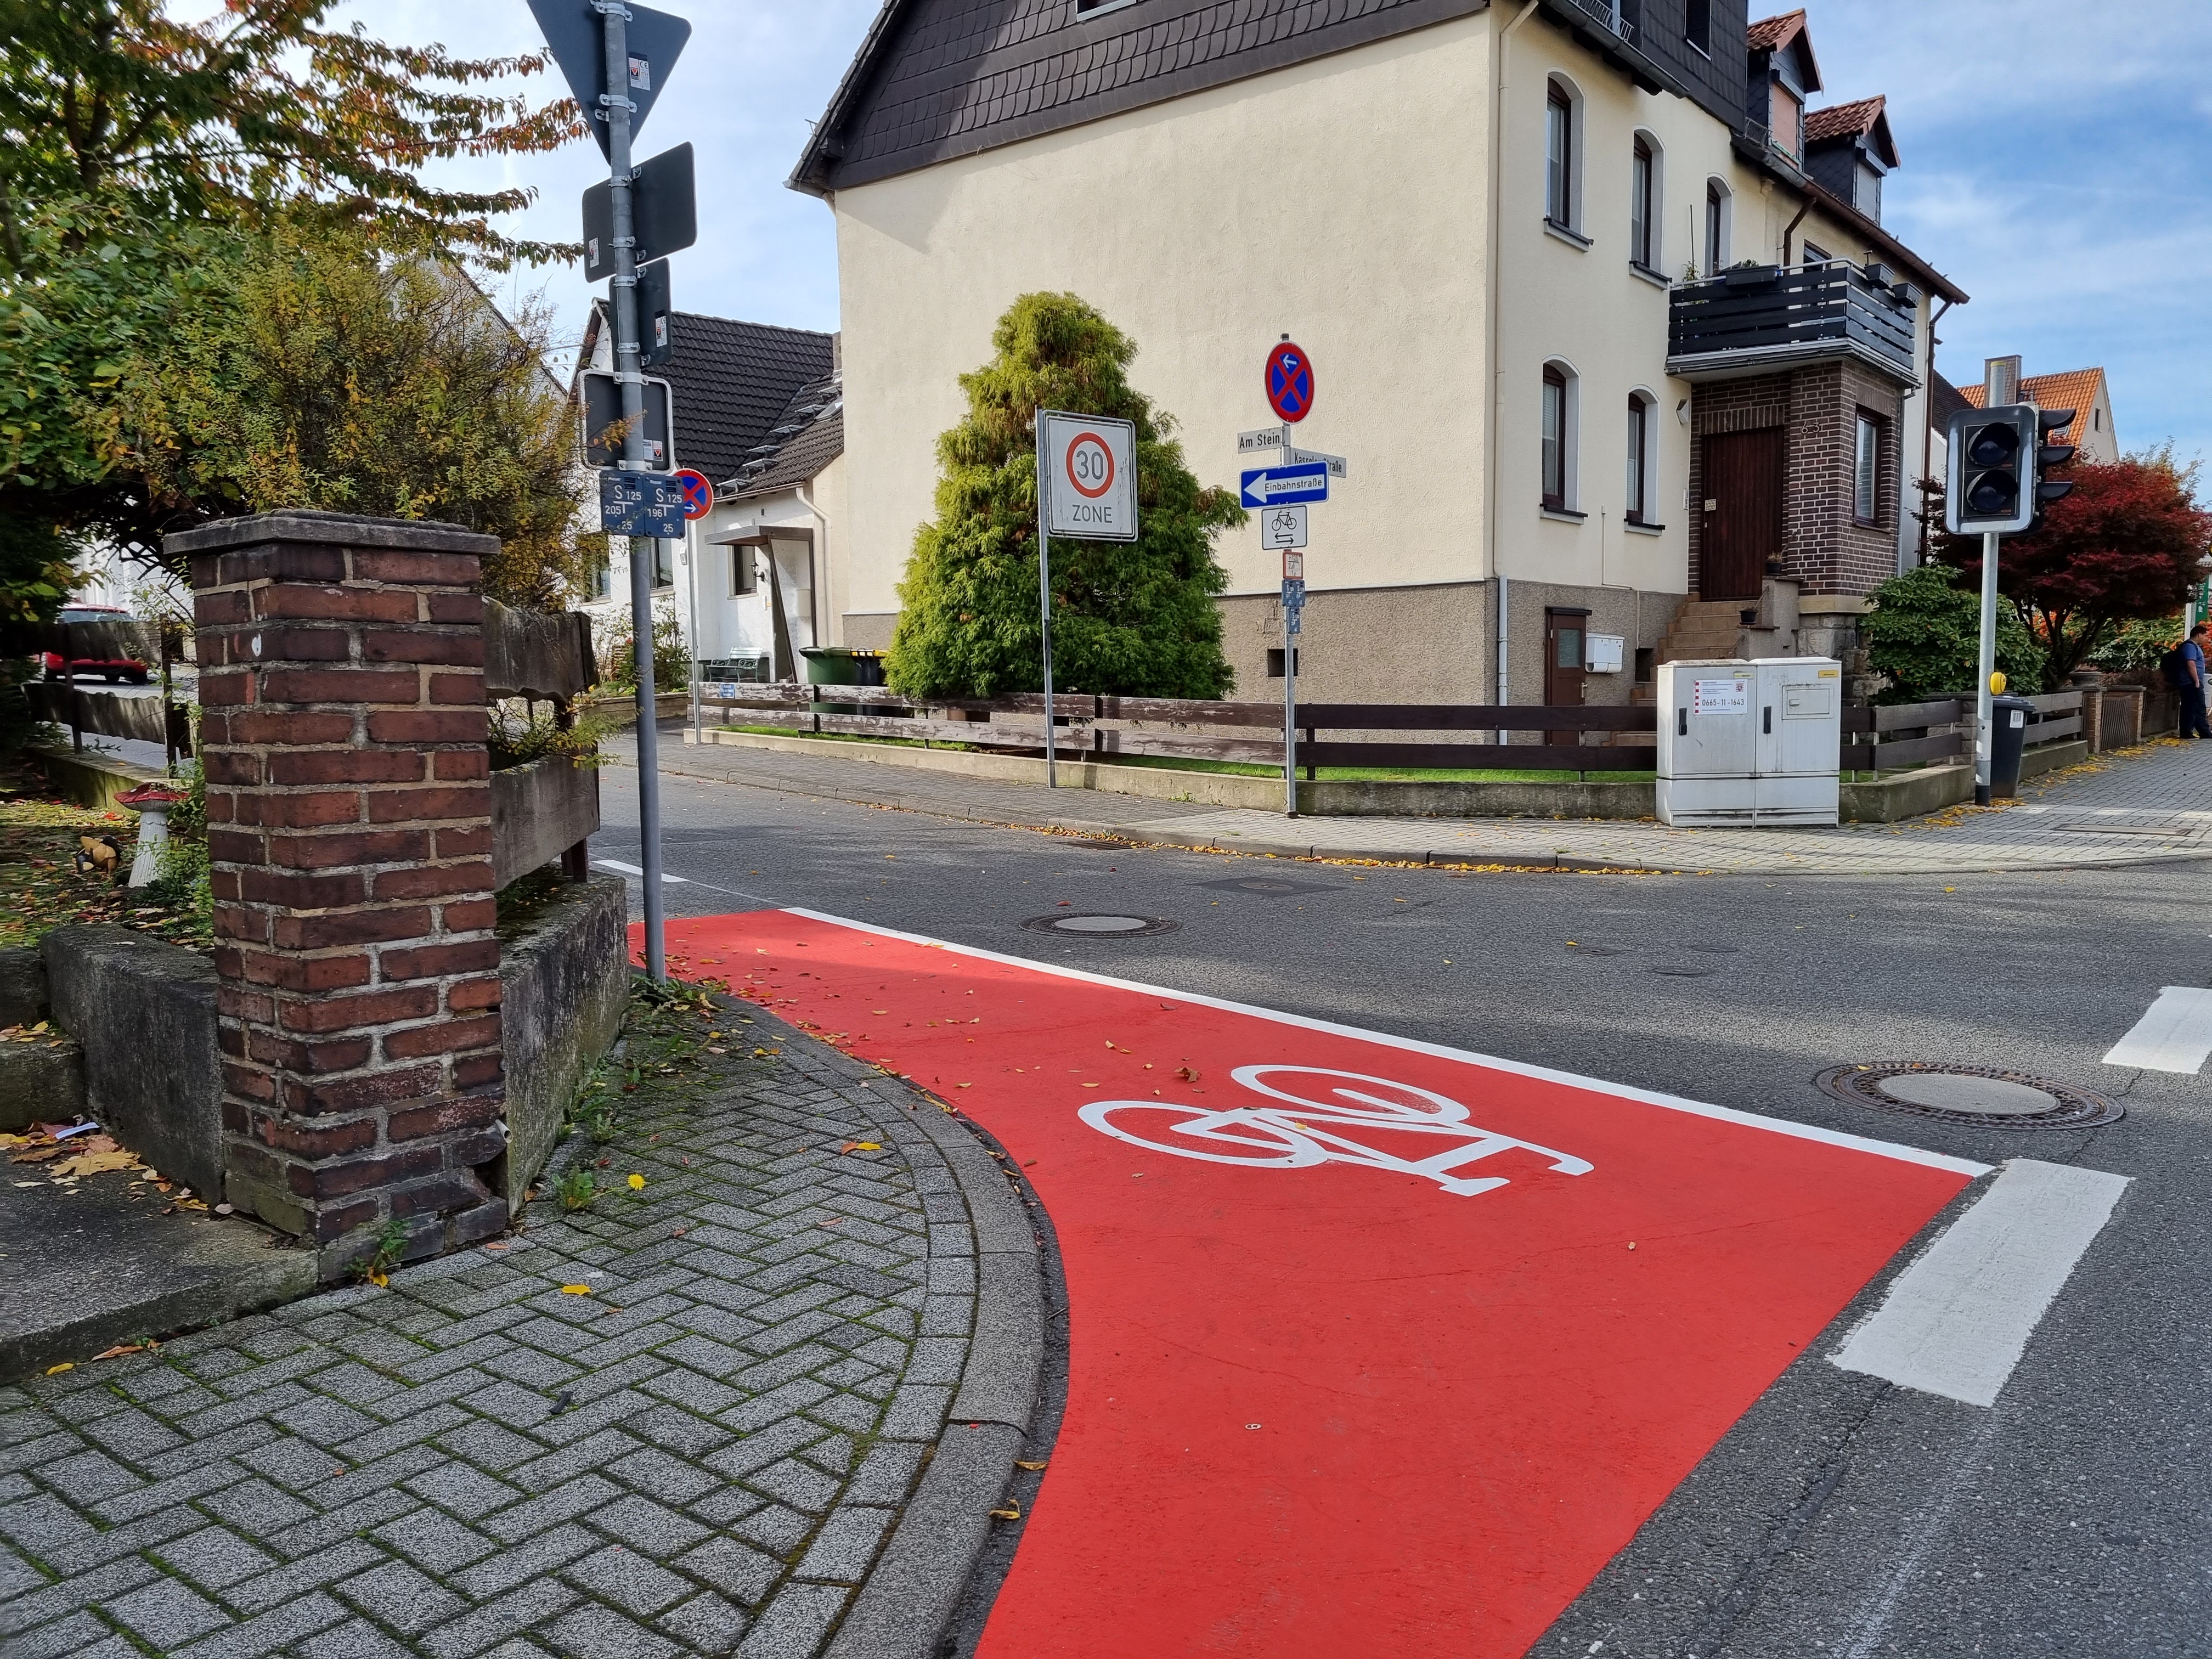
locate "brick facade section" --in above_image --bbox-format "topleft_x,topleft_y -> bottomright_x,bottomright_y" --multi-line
1688,364 -> 1906,601
174,511 -> 507,1273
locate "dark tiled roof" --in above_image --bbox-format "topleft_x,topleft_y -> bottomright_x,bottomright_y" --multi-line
583,303 -> 836,483
729,372 -> 845,498
1806,93 -> 1897,167
1929,371 -> 1973,432
792,0 -> 1493,195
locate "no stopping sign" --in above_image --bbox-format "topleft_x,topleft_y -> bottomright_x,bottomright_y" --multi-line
1039,410 -> 1138,540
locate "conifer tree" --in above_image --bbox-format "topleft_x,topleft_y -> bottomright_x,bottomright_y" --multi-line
884,292 -> 1243,699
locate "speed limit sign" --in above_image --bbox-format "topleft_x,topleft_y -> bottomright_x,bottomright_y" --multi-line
1038,410 -> 1137,541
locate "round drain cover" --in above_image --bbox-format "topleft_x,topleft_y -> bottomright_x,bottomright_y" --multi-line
1815,1063 -> 2123,1130
1022,913 -> 1180,938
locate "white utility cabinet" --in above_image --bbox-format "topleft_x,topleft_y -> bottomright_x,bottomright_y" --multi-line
1656,657 -> 1842,826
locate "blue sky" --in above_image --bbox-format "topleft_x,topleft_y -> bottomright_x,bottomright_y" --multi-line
365,0 -> 2212,467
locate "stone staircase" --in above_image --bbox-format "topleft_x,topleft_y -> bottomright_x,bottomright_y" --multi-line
1654,578 -> 1803,665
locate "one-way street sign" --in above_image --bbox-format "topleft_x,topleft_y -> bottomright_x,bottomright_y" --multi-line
1240,462 -> 1329,509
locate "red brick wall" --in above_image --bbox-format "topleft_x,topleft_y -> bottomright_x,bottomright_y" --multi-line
1689,364 -> 1906,600
178,513 -> 507,1273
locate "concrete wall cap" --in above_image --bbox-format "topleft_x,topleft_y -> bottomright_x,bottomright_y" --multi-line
164,510 -> 500,559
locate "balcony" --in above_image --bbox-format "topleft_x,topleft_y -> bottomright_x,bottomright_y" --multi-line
1538,0 -> 1669,95
1667,260 -> 1919,387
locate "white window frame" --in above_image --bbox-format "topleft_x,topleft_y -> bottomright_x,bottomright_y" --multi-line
1854,412 -> 1881,526
1544,75 -> 1586,234
1702,178 -> 1731,276
1541,358 -> 1582,513
1626,389 -> 1659,526
1628,131 -> 1663,273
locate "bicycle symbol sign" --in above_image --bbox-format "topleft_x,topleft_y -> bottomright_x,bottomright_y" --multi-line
1266,341 -> 1315,424
1080,1065 -> 1593,1198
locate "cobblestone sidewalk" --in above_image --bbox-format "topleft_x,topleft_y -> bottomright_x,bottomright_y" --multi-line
0,1004 -> 1045,1659
642,731 -> 2212,877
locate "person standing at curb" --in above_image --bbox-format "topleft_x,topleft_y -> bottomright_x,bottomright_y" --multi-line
2177,623 -> 2212,740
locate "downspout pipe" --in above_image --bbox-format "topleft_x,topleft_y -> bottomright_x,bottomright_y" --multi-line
1488,0 -> 1541,740
1780,195 -> 1812,266
1918,295 -> 1954,563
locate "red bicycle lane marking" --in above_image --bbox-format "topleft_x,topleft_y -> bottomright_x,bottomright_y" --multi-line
647,910 -> 1984,1658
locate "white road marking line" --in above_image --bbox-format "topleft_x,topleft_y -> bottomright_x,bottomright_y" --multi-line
592,859 -> 690,884
1830,1158 -> 2128,1407
2101,985 -> 2212,1074
776,907 -> 1990,1177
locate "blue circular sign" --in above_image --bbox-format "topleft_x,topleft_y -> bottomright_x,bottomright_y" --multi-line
1266,341 -> 1315,424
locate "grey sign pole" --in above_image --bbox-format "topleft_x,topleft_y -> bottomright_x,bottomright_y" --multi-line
599,1 -> 665,978
1035,419 -> 1056,788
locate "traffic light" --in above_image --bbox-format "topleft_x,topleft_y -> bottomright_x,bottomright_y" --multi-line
2034,407 -> 2076,511
1945,404 -> 2038,535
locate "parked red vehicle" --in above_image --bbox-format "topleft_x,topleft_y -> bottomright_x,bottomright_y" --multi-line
42,603 -> 151,684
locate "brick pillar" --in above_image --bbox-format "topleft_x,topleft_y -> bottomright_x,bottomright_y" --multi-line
175,511 -> 507,1275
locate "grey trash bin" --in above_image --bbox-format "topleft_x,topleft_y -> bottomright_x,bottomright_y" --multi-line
1990,695 -> 2036,798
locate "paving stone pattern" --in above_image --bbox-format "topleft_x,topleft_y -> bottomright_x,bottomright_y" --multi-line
0,1014 -> 1003,1658
646,732 -> 2212,877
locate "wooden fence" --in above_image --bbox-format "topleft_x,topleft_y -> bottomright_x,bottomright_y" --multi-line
484,600 -> 600,888
699,684 -> 1660,775
1839,690 -> 2084,774
26,681 -> 193,758
704,682 -> 2092,778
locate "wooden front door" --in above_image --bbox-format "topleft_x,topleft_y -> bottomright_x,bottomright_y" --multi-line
1702,427 -> 1787,600
1544,607 -> 1589,746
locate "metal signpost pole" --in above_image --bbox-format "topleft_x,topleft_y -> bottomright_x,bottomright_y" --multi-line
1283,594 -> 1297,817
600,0 -> 665,979
686,520 -> 702,749
1036,419 -> 1056,788
1974,528 -> 2000,808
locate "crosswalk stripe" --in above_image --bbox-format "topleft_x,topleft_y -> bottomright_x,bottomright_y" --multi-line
2101,985 -> 2212,1073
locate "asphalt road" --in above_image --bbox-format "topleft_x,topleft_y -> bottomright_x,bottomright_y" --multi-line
591,754 -> 2212,1659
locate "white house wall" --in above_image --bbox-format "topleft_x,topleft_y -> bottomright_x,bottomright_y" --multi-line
830,16 -> 1497,622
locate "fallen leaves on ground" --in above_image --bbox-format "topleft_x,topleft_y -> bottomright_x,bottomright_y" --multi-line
560,1284 -> 592,1295
838,1141 -> 883,1155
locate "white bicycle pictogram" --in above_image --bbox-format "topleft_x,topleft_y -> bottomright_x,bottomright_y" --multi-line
1079,1065 -> 1593,1197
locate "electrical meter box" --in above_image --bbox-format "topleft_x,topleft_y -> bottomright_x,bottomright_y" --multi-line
1655,657 -> 1842,826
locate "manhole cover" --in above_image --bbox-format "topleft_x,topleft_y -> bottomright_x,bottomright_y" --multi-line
1814,1063 -> 2123,1130
1022,913 -> 1181,937
1198,877 -> 1340,897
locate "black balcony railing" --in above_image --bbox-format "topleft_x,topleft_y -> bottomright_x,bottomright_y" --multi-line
1667,261 -> 1917,382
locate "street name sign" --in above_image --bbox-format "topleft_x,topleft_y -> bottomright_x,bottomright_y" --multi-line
581,373 -> 675,470
1266,340 -> 1316,423
527,0 -> 691,160
1040,412 -> 1138,540
1262,505 -> 1308,550
600,470 -> 685,538
1285,445 -> 1348,479
1240,462 -> 1329,509
1239,425 -> 1288,454
583,144 -> 697,280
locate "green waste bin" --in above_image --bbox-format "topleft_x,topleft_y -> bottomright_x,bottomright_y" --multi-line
801,647 -> 885,716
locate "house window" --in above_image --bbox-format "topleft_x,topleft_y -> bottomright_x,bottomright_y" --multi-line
652,541 -> 675,590
1771,83 -> 1801,159
1073,0 -> 1140,16
1801,239 -> 1831,266
1541,363 -> 1579,511
589,554 -> 612,601
1545,83 -> 1575,228
1626,394 -> 1652,524
1684,0 -> 1710,52
1704,180 -> 1727,274
730,546 -> 757,596
1854,413 -> 1881,525
1629,137 -> 1656,269
2094,407 -> 2102,431
1266,647 -> 1300,678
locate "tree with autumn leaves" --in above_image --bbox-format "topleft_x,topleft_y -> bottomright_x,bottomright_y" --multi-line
0,0 -> 590,617
1932,447 -> 2212,688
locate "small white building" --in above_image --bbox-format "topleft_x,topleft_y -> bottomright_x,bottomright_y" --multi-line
575,308 -> 844,682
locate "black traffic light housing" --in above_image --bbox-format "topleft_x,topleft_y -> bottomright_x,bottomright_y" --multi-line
1945,404 -> 2038,535
2034,407 -> 2076,509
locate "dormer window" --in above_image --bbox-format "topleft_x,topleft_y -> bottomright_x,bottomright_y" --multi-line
1771,83 -> 1801,159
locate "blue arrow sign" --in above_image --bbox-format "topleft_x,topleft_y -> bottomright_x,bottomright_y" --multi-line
1240,462 -> 1329,509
